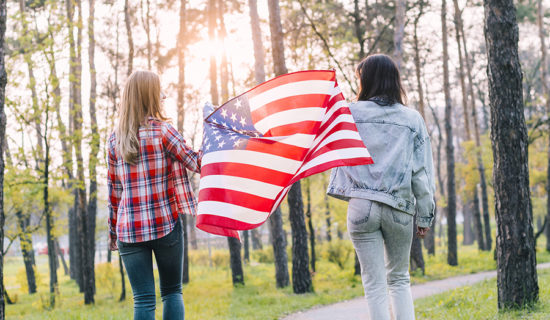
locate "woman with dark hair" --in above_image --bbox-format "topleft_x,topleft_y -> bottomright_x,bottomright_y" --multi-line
327,54 -> 435,320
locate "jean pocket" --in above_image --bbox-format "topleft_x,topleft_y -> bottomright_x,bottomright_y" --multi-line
391,210 -> 412,226
348,200 -> 372,226
158,223 -> 182,247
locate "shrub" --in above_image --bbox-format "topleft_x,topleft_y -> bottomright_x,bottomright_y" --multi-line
95,262 -> 118,297
188,250 -> 211,267
211,251 -> 230,268
15,266 -> 43,295
252,247 -> 274,264
321,239 -> 353,270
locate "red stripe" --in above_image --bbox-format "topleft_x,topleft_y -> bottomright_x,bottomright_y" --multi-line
198,188 -> 274,212
264,120 -> 320,137
289,157 -> 374,185
245,138 -> 309,161
195,218 -> 240,238
200,162 -> 293,187
318,105 -> 352,133
197,214 -> 265,232
251,94 -> 330,123
306,139 -> 367,161
247,70 -> 336,97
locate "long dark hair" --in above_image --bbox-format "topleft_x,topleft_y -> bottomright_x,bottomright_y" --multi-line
355,54 -> 407,105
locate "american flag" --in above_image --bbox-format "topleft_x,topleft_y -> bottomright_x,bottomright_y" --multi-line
196,70 -> 373,238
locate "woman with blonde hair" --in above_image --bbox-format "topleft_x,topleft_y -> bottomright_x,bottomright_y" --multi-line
108,70 -> 200,320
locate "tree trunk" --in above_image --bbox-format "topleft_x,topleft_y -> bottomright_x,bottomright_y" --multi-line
176,0 -> 190,285
85,0 -> 98,303
484,0 -> 539,309
251,229 -> 263,250
305,179 -> 316,273
44,116 -> 57,307
267,0 -> 290,289
324,182 -> 332,242
227,237 -> 244,286
442,0 -> 458,266
413,2 -> 426,118
208,0 -> 218,105
243,231 -> 250,262
124,0 -> 134,76
288,183 -> 313,294
424,203 -> 436,255
537,0 -> 550,253
218,0 -> 229,103
410,218 -> 425,275
0,0 -> 5,311
393,0 -> 406,69
462,203 -> 474,245
353,0 -> 365,60
472,192 -> 485,250
118,256 -> 126,301
188,216 -> 198,250
249,0 -> 266,84
56,240 -> 69,276
458,0 -> 492,251
268,208 -> 289,288
16,210 -> 36,294
268,0 -> 288,76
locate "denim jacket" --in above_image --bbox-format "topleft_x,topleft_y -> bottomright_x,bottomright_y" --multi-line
327,100 -> 435,228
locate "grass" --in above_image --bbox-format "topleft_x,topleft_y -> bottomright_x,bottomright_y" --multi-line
415,269 -> 550,320
5,237 -> 550,319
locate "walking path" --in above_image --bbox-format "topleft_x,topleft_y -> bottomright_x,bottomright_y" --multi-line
282,262 -> 550,320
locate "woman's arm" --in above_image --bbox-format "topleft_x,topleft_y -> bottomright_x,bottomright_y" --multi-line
412,121 -> 436,228
162,122 -> 201,173
107,139 -> 122,245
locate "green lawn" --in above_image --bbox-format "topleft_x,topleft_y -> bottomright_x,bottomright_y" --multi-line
5,238 -> 550,319
415,268 -> 550,320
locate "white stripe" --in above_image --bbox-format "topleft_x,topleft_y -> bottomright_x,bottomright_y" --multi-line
310,113 -> 356,149
202,150 -> 302,174
198,201 -> 270,224
261,133 -> 315,148
309,130 -> 364,154
199,175 -> 284,199
297,148 -> 372,176
321,100 -> 348,127
254,107 -> 325,134
271,186 -> 291,214
248,80 -> 335,112
329,86 -> 342,99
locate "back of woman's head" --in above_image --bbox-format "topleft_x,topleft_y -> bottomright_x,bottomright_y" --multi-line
355,54 -> 407,105
116,70 -> 167,164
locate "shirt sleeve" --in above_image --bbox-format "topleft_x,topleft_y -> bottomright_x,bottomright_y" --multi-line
107,140 -> 122,242
412,118 -> 436,228
162,123 -> 201,173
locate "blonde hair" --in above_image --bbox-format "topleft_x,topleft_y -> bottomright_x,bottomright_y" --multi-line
116,70 -> 167,164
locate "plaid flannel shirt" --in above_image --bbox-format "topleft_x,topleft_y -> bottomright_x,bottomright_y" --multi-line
108,118 -> 201,243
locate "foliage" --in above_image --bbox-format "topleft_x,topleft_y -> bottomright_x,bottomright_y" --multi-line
251,247 -> 274,264
321,239 -> 353,270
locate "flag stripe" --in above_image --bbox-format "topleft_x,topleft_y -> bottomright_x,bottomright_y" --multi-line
199,201 -> 269,224
264,120 -> 320,137
255,107 -> 325,134
251,94 -> 330,123
202,150 -> 302,174
199,188 -> 273,212
247,70 -> 335,97
199,175 -> 283,199
200,163 -> 293,187
248,80 -> 335,112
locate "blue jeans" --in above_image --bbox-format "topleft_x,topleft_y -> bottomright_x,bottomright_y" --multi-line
118,220 -> 184,320
348,198 -> 415,320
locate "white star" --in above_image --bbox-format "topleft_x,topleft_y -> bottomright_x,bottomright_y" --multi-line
239,117 -> 247,126
220,109 -> 228,118
218,140 -> 226,148
235,99 -> 242,109
254,132 -> 260,137
230,113 -> 237,122
212,118 -> 219,124
230,135 -> 238,140
222,122 -> 228,128
233,140 -> 242,147
215,135 -> 222,141
205,143 -> 211,150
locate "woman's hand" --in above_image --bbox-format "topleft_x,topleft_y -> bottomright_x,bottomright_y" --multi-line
416,226 -> 430,239
109,236 -> 119,251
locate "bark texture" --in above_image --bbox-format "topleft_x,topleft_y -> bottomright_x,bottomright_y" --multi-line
484,0 -> 539,309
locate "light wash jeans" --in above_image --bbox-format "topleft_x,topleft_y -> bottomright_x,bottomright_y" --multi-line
348,198 -> 415,320
118,219 -> 185,320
